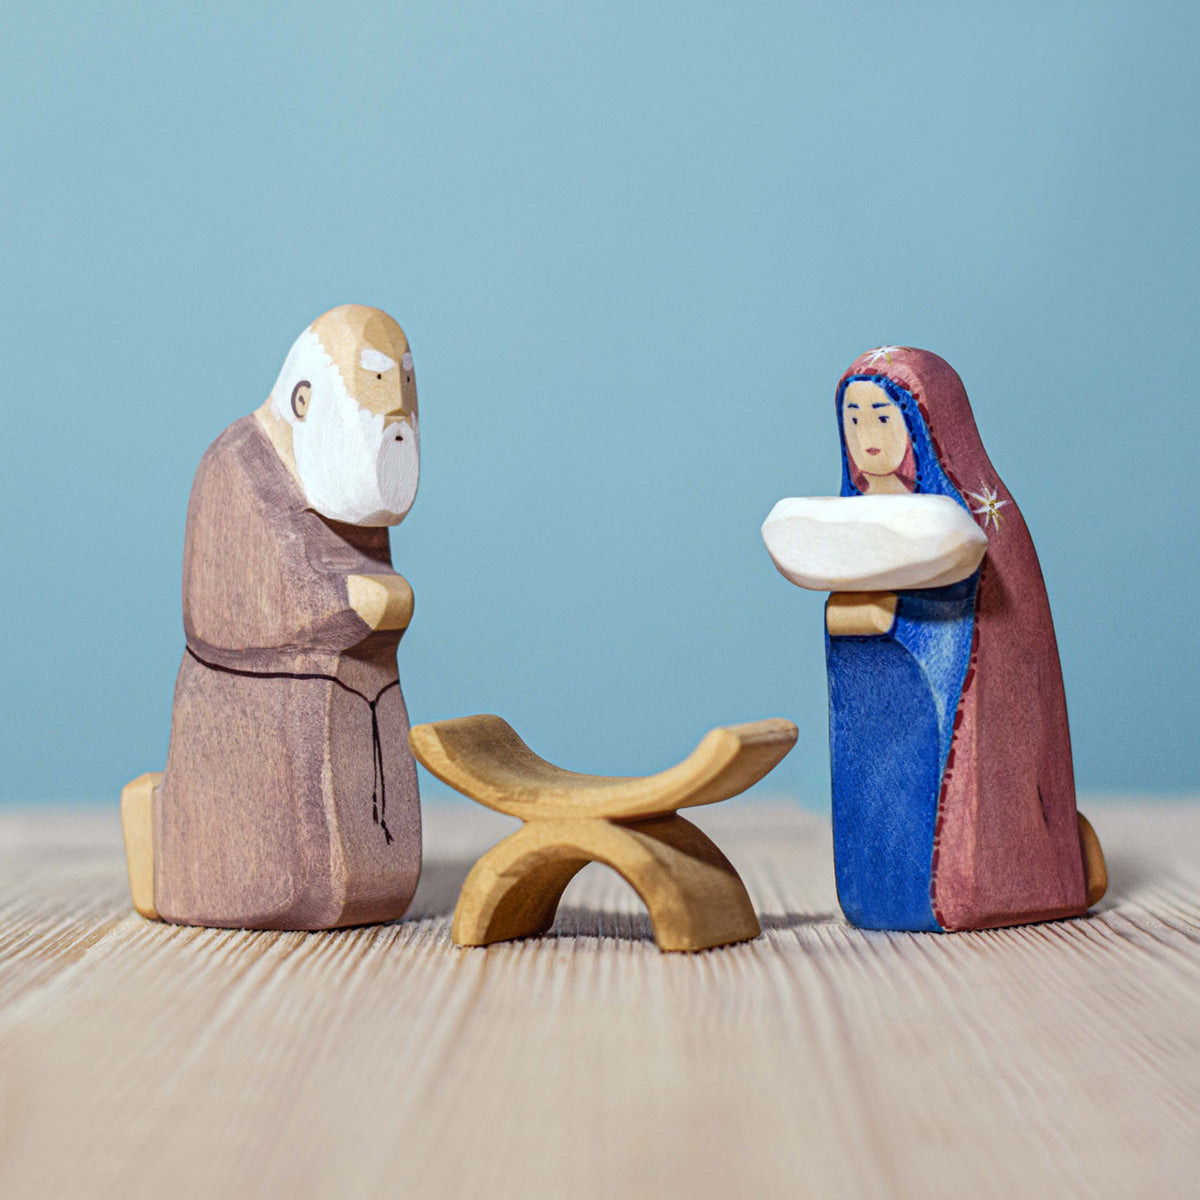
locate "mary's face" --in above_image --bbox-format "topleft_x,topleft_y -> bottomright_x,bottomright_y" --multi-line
842,380 -> 910,478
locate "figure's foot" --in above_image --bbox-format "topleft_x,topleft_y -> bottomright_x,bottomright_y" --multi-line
121,772 -> 163,919
1077,811 -> 1107,908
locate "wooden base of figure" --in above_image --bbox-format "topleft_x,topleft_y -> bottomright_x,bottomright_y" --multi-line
121,772 -> 161,920
409,715 -> 798,952
1078,812 -> 1108,908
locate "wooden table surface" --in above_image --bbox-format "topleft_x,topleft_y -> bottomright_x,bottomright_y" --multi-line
1,801 -> 1197,1199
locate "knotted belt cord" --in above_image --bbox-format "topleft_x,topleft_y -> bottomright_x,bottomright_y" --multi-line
185,647 -> 400,844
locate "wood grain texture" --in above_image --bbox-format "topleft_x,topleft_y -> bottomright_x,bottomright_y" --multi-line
2,802 -> 1198,1199
411,716 -> 795,951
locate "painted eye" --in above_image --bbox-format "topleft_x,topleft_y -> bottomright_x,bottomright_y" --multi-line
291,381 -> 311,419
879,415 -> 889,424
851,417 -> 858,425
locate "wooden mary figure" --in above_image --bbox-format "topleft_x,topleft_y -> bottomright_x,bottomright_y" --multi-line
763,347 -> 1106,932
122,304 -> 423,929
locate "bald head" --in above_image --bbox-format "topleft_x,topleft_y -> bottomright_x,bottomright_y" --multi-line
259,305 -> 420,527
309,305 -> 417,422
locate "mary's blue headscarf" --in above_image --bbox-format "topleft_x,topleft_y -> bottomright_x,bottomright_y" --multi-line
836,374 -> 968,508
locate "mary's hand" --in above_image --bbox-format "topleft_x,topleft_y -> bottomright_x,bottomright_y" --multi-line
825,592 -> 898,637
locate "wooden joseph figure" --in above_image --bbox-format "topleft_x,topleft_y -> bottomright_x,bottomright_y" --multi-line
122,305 -> 423,929
763,347 -> 1106,932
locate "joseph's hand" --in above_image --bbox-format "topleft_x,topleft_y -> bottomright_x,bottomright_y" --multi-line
347,574 -> 415,631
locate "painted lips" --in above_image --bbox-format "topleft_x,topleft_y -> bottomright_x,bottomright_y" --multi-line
866,447 -> 881,455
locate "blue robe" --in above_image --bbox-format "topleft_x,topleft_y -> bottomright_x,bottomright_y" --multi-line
827,579 -> 976,930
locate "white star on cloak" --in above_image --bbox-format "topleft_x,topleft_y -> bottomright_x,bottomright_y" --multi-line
862,345 -> 904,366
967,482 -> 1010,531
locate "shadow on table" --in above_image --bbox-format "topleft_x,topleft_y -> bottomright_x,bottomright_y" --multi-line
1098,848 -> 1161,907
465,907 -> 842,943
535,908 -> 837,943
551,907 -> 656,941
403,859 -> 839,946
404,857 -> 477,922
758,911 -> 839,932
404,840 -> 1172,939
403,852 -> 838,940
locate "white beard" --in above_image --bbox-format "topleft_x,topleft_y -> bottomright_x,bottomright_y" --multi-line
272,329 -> 419,526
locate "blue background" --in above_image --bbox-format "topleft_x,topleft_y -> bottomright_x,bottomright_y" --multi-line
2,2 -> 1196,805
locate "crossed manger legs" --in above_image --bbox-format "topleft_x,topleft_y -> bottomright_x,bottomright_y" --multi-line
409,716 -> 798,952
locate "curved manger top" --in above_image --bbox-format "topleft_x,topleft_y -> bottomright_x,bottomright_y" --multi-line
409,715 -> 798,821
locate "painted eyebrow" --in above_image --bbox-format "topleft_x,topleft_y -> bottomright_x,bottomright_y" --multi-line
846,402 -> 860,409
360,348 -> 397,372
871,401 -> 895,408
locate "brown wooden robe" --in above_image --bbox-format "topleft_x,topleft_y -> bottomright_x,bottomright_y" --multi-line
153,415 -> 421,928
